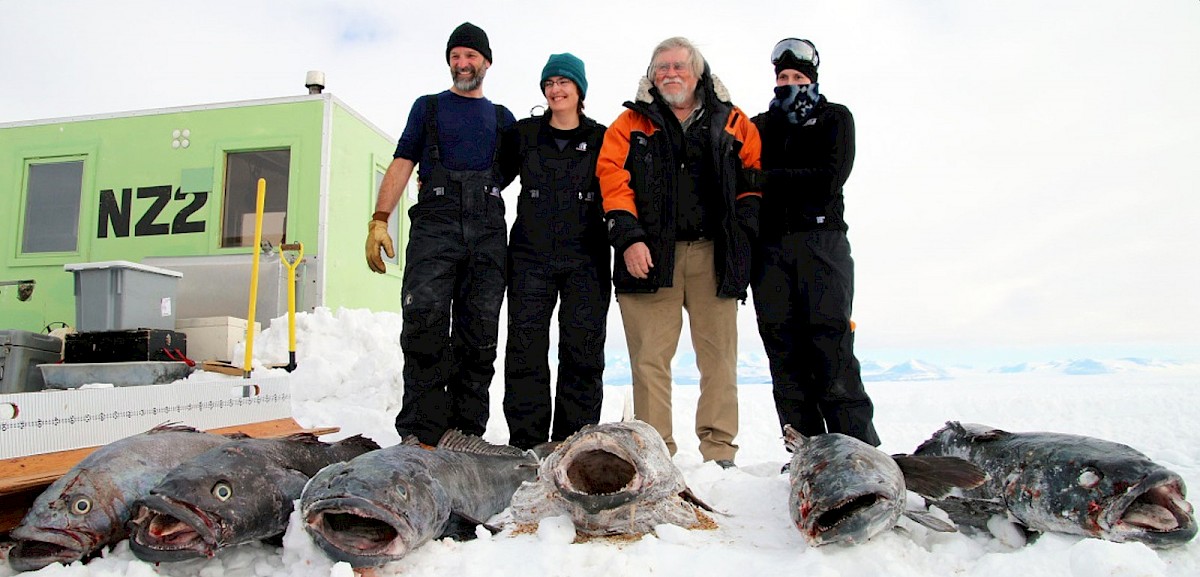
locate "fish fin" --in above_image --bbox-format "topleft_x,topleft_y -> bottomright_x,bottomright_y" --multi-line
437,430 -> 528,458
530,441 -> 561,460
892,455 -> 986,498
928,495 -> 1009,533
902,509 -> 958,533
223,432 -> 253,440
440,512 -> 492,541
914,421 -> 1010,454
334,434 -> 382,452
282,432 -> 326,444
782,425 -> 808,453
953,421 -> 1012,442
147,422 -> 203,434
400,435 -> 423,447
680,487 -> 717,513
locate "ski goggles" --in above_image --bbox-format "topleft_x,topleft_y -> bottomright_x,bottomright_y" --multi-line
770,38 -> 819,67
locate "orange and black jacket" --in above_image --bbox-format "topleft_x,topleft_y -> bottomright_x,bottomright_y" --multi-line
596,71 -> 762,299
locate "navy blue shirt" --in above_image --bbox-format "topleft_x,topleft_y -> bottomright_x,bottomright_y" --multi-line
394,91 -> 516,179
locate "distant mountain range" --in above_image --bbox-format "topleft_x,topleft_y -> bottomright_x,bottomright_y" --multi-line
599,353 -> 1188,385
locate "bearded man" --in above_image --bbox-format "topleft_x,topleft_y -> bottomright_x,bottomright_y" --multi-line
365,22 -> 517,445
596,37 -> 762,468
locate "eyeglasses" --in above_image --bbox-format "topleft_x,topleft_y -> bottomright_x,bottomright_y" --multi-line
541,78 -> 574,90
652,61 -> 690,75
770,38 -> 819,67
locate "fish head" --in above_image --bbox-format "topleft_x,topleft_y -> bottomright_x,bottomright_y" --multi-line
127,445 -> 313,561
8,469 -> 124,571
788,433 -> 905,546
547,421 -> 679,514
1018,449 -> 1197,547
301,458 -> 447,567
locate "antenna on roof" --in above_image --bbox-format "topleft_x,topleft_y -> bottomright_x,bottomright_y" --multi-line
305,71 -> 326,94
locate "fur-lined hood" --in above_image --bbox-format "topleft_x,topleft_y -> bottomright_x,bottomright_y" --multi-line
633,68 -> 732,105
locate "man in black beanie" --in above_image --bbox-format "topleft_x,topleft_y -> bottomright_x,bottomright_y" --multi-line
366,21 -> 517,445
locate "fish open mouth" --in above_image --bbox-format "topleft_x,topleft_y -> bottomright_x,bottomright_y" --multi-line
303,496 -> 414,567
802,491 -> 896,546
815,493 -> 886,531
7,531 -> 88,572
1104,472 -> 1197,546
127,496 -> 219,561
555,438 -> 644,514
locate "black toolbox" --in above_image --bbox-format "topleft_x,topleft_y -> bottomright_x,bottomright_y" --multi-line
64,329 -> 188,363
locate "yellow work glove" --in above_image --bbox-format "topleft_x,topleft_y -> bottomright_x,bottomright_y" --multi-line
365,218 -> 395,274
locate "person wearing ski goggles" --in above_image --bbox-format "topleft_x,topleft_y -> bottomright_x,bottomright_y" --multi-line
750,37 -> 881,448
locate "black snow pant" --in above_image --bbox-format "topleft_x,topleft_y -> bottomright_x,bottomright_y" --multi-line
751,229 -> 880,446
503,252 -> 610,449
395,170 -> 507,446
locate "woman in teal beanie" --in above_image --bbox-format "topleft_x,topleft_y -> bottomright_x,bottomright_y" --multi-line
499,53 -> 610,449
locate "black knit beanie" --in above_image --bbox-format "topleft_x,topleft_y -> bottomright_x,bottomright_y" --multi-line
774,51 -> 817,83
446,22 -> 492,63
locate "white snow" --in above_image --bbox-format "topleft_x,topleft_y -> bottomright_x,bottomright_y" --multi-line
3,307 -> 1198,577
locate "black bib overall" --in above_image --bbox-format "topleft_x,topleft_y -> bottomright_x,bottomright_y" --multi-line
395,99 -> 508,445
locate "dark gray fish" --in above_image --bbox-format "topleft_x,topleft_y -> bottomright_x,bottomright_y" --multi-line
7,424 -> 231,572
784,426 -> 984,546
301,430 -> 537,568
914,421 -> 1197,548
510,420 -> 713,536
127,433 -> 379,562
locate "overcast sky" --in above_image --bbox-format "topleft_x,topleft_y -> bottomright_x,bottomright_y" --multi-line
3,0 -> 1198,366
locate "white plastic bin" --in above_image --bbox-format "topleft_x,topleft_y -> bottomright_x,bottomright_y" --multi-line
64,261 -> 183,331
175,316 -> 260,362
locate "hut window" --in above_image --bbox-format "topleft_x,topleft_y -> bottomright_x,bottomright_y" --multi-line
21,159 -> 85,254
221,149 -> 291,248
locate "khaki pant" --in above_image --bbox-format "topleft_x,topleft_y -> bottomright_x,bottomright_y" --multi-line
618,240 -> 739,461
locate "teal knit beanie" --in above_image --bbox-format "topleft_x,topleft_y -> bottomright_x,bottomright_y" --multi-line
540,53 -> 587,99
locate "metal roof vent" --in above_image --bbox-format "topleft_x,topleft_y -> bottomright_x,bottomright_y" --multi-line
305,70 -> 326,94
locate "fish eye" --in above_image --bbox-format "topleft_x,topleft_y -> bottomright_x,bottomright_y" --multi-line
1077,468 -> 1102,489
396,485 -> 408,500
71,497 -> 92,515
212,481 -> 233,501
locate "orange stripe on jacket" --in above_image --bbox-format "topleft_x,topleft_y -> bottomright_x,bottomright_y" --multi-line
726,106 -> 763,200
597,110 -> 657,218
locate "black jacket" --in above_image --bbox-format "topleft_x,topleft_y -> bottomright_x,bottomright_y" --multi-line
597,72 -> 763,299
506,114 -> 608,261
752,95 -> 855,238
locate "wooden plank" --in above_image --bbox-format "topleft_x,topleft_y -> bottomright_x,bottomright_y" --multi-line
0,487 -> 40,537
0,418 -> 337,496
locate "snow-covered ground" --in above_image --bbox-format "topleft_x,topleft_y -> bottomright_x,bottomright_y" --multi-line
4,307 -> 1198,576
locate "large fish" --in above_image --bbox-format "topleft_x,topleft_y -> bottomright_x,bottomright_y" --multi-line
510,420 -> 713,536
300,430 -> 537,568
7,424 -> 232,572
127,433 -> 379,562
784,426 -> 984,546
913,421 -> 1197,548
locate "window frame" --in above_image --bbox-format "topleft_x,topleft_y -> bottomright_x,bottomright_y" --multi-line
11,150 -> 94,266
212,142 -> 298,252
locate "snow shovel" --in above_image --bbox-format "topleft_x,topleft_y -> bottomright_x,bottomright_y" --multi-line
277,241 -> 304,372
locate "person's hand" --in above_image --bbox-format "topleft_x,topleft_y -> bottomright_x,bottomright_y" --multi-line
623,242 -> 653,279
365,219 -> 395,274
